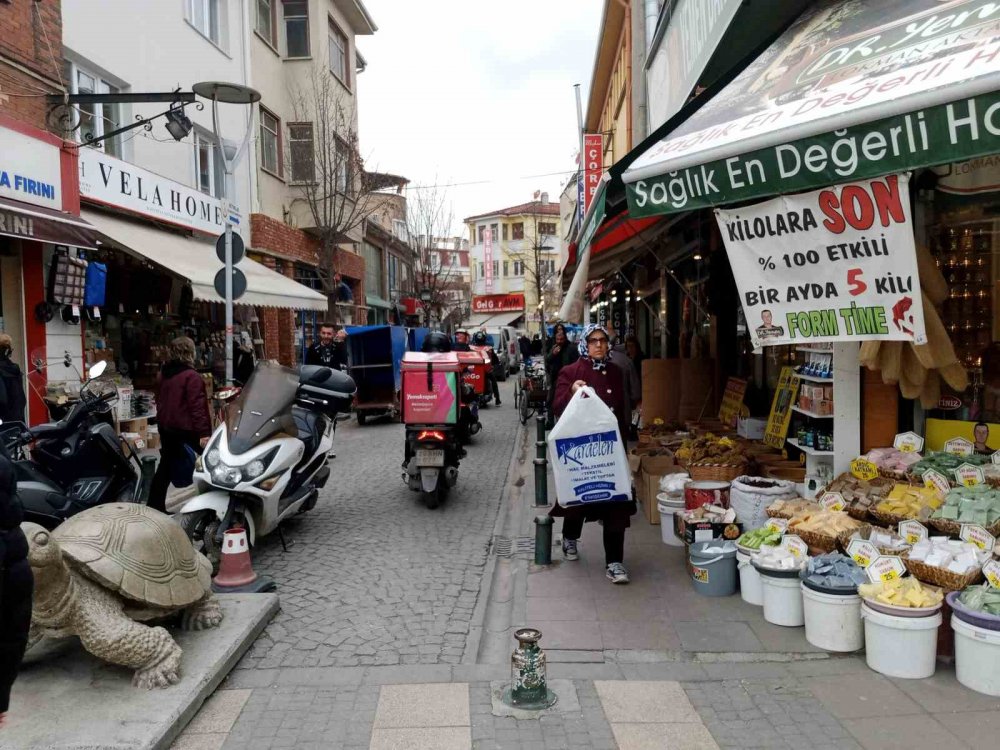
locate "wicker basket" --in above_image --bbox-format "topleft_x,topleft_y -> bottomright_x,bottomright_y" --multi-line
900,553 -> 985,591
870,508 -> 925,528
928,517 -> 1000,539
836,524 -> 911,557
787,527 -> 839,553
687,461 -> 746,482
766,500 -> 821,520
846,505 -> 872,522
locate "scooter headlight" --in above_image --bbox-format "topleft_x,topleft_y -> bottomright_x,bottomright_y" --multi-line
206,448 -> 221,468
245,459 -> 266,479
212,464 -> 242,486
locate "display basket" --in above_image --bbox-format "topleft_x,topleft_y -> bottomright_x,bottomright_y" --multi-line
845,504 -> 873,522
687,461 -> 745,483
906,469 -> 957,488
928,516 -> 1000,539
877,467 -> 912,482
900,552 -> 984,591
870,508 -> 928,529
836,524 -> 911,557
766,500 -> 821,520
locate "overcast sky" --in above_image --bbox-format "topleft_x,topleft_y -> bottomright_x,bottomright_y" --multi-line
357,0 -> 603,236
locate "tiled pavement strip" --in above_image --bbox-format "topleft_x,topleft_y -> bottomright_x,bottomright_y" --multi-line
172,383 -> 1000,749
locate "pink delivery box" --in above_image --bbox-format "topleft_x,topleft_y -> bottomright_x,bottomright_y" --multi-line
401,352 -> 461,425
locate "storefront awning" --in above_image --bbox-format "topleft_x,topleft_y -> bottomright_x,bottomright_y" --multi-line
365,294 -> 392,309
0,197 -> 100,249
468,311 -> 524,328
82,209 -> 328,311
623,0 -> 1000,217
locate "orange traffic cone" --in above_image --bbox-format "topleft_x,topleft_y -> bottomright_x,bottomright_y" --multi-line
212,527 -> 276,593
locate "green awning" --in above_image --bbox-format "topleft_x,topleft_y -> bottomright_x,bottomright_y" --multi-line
623,0 -> 1000,217
365,294 -> 392,309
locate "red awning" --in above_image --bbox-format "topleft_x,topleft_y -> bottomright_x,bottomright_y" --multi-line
567,213 -> 662,267
401,296 -> 420,315
0,197 -> 99,248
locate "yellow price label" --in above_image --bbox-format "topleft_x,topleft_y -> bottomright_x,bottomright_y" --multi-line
851,458 -> 879,481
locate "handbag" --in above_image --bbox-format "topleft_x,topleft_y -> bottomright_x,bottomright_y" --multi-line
170,444 -> 198,488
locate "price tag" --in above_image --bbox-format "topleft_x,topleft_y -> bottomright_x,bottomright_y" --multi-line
765,518 -> 788,534
866,555 -> 906,583
898,520 -> 928,545
893,431 -> 924,453
959,524 -> 996,553
847,539 -> 879,568
945,437 -> 974,456
954,463 -> 985,487
781,534 -> 808,559
922,469 -> 951,496
983,560 -> 1000,589
71,305 -> 80,317
820,492 -> 846,511
992,450 -> 1000,465
851,458 -> 879,481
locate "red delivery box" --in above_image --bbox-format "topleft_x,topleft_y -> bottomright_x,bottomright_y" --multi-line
401,352 -> 460,425
457,350 -> 487,395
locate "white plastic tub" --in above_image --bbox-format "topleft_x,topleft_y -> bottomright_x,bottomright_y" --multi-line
953,615 -> 1000,696
759,573 -> 804,627
801,584 -> 863,652
657,495 -> 685,547
736,551 -> 762,606
861,603 -> 940,679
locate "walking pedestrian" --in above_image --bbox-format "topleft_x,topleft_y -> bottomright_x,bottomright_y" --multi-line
0,445 -> 32,726
545,323 -> 578,427
550,324 -> 636,584
149,337 -> 212,513
472,330 -> 502,406
0,334 -> 26,425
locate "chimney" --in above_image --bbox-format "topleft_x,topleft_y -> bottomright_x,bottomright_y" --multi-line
540,192 -> 549,204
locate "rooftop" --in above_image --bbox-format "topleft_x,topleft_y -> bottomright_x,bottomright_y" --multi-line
464,200 -> 560,222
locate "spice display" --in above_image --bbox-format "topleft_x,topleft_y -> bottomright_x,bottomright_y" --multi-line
675,435 -> 746,465
737,527 -> 782,550
801,552 -> 867,590
958,583 -> 1000,616
858,577 -> 944,608
875,485 -> 943,520
788,509 -> 861,536
931,486 -> 1000,525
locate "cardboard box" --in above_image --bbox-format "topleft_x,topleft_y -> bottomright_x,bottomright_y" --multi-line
737,417 -> 766,440
673,514 -> 744,544
637,462 -> 687,526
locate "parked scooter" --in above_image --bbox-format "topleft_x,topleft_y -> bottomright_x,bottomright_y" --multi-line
178,361 -> 355,565
0,361 -> 143,529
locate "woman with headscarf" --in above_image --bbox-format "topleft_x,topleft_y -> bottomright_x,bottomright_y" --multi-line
544,323 -> 579,426
549,324 -> 636,584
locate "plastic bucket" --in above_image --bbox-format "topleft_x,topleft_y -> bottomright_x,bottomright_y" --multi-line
801,584 -> 863,652
861,604 -> 941,679
684,481 -> 731,510
759,573 -> 804,627
688,541 -> 737,597
737,551 -> 762,606
952,616 -> 1000,696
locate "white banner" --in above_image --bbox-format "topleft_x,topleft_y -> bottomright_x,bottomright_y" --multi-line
716,173 -> 926,349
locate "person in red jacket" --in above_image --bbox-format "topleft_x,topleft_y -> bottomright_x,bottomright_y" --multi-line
149,336 -> 212,513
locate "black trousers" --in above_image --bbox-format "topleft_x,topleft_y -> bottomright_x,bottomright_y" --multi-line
0,557 -> 33,713
488,374 -> 500,403
148,429 -> 201,513
561,516 -> 625,566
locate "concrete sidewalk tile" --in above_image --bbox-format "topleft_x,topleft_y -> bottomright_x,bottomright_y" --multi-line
890,672 -> 1000,714
170,733 -> 228,750
842,715 -> 966,750
548,662 -> 624,680
526,596 -> 598,621
222,668 -> 279,689
619,662 -> 710,682
184,689 -> 253,734
611,722 -> 720,750
526,620 -> 603,650
746,619 -> 828,653
369,726 -> 472,749
786,657 -> 870,677
673,621 -> 764,652
276,666 -> 366,686
527,574 -> 595,598
808,673 -> 923,719
595,680 -> 700,724
598,620 -> 680,651
363,665 -> 453,685
373,683 -> 470,728
935,710 -> 1000,746
700,661 -> 792,680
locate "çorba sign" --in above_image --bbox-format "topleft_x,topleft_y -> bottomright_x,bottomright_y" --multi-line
78,149 -> 234,235
472,294 -> 525,313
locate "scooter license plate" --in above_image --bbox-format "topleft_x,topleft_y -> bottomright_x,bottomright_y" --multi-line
416,449 -> 445,467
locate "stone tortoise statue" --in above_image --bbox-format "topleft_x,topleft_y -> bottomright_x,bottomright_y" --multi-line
22,503 -> 223,689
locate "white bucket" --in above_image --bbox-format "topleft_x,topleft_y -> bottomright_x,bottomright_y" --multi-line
759,574 -> 804,627
801,584 -> 863,652
657,496 -> 685,547
952,616 -> 1000,696
861,604 -> 940,679
736,551 -> 762,606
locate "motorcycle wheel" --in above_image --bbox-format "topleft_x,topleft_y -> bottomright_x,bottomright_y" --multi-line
179,510 -> 222,572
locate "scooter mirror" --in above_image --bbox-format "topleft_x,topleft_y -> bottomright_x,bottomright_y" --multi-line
87,360 -> 108,380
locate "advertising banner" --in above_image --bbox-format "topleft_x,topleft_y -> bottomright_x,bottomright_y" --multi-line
472,293 -> 525,313
484,225 -> 494,293
583,133 -> 603,214
717,173 -> 925,349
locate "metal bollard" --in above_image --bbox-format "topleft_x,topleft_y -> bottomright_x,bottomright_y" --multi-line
534,413 -> 548,506
533,515 -> 553,565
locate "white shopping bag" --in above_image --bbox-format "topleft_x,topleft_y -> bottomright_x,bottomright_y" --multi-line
547,386 -> 632,507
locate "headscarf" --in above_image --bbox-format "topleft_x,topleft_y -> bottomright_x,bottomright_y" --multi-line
578,323 -> 610,371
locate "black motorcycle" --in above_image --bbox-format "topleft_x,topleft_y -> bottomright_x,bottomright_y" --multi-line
1,361 -> 142,529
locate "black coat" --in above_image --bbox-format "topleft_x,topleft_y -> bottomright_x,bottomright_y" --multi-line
0,448 -> 32,713
306,342 -> 349,371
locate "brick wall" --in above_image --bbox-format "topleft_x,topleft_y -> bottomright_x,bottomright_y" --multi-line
250,213 -> 320,265
0,0 -> 63,129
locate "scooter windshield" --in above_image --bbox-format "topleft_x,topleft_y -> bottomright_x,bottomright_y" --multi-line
225,363 -> 300,454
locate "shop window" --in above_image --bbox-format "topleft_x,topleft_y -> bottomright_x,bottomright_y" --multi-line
512,222 -> 524,240
187,0 -> 225,48
255,0 -> 276,46
66,62 -> 122,158
328,18 -> 349,86
260,107 -> 281,176
288,122 -> 315,183
283,1 -> 309,57
502,224 -> 508,241
293,264 -> 322,290
194,132 -> 225,197
538,222 -> 557,236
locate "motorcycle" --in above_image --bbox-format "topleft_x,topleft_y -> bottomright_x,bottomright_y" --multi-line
0,361 -> 143,529
403,424 -> 462,509
470,344 -> 497,407
178,361 -> 355,565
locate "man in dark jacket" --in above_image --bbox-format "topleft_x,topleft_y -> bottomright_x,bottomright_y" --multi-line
472,331 -> 501,406
306,325 -> 349,371
0,335 -> 26,425
0,446 -> 32,725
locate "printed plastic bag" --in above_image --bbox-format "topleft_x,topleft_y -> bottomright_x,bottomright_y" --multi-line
547,386 -> 631,507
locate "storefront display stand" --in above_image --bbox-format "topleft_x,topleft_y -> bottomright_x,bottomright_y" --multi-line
790,405 -> 833,420
787,437 -> 833,457
796,372 -> 833,384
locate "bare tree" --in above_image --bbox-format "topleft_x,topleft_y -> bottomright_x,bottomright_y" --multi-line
407,183 -> 466,330
288,64 -> 378,320
506,214 -> 560,340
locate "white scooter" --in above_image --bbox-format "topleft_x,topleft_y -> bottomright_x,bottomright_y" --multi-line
178,362 -> 355,565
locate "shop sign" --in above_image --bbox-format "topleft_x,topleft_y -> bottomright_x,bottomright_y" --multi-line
763,367 -> 800,449
472,294 -> 525,313
0,127 -> 62,210
780,534 -> 808,560
625,0 -> 1000,217
922,468 -> 951,497
820,492 -> 846,511
983,560 -> 1000,589
718,377 -> 747,428
583,133 -> 603,215
717,173 -> 925,349
959,524 -> 996,553
893,431 -> 924,453
79,149 -> 232,235
944,437 -> 974,456
847,539 -> 879,568
850,458 -> 879,481
954,463 -> 985,487
898,521 -> 928,545
483,224 -> 494,293
865,555 -> 906,583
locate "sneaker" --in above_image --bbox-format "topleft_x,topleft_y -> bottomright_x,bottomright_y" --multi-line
562,538 -> 579,561
606,562 -> 630,584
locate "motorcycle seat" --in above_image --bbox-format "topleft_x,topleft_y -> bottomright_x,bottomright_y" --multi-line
291,406 -> 325,457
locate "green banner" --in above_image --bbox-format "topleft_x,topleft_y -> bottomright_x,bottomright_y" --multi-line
626,92 -> 1000,218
